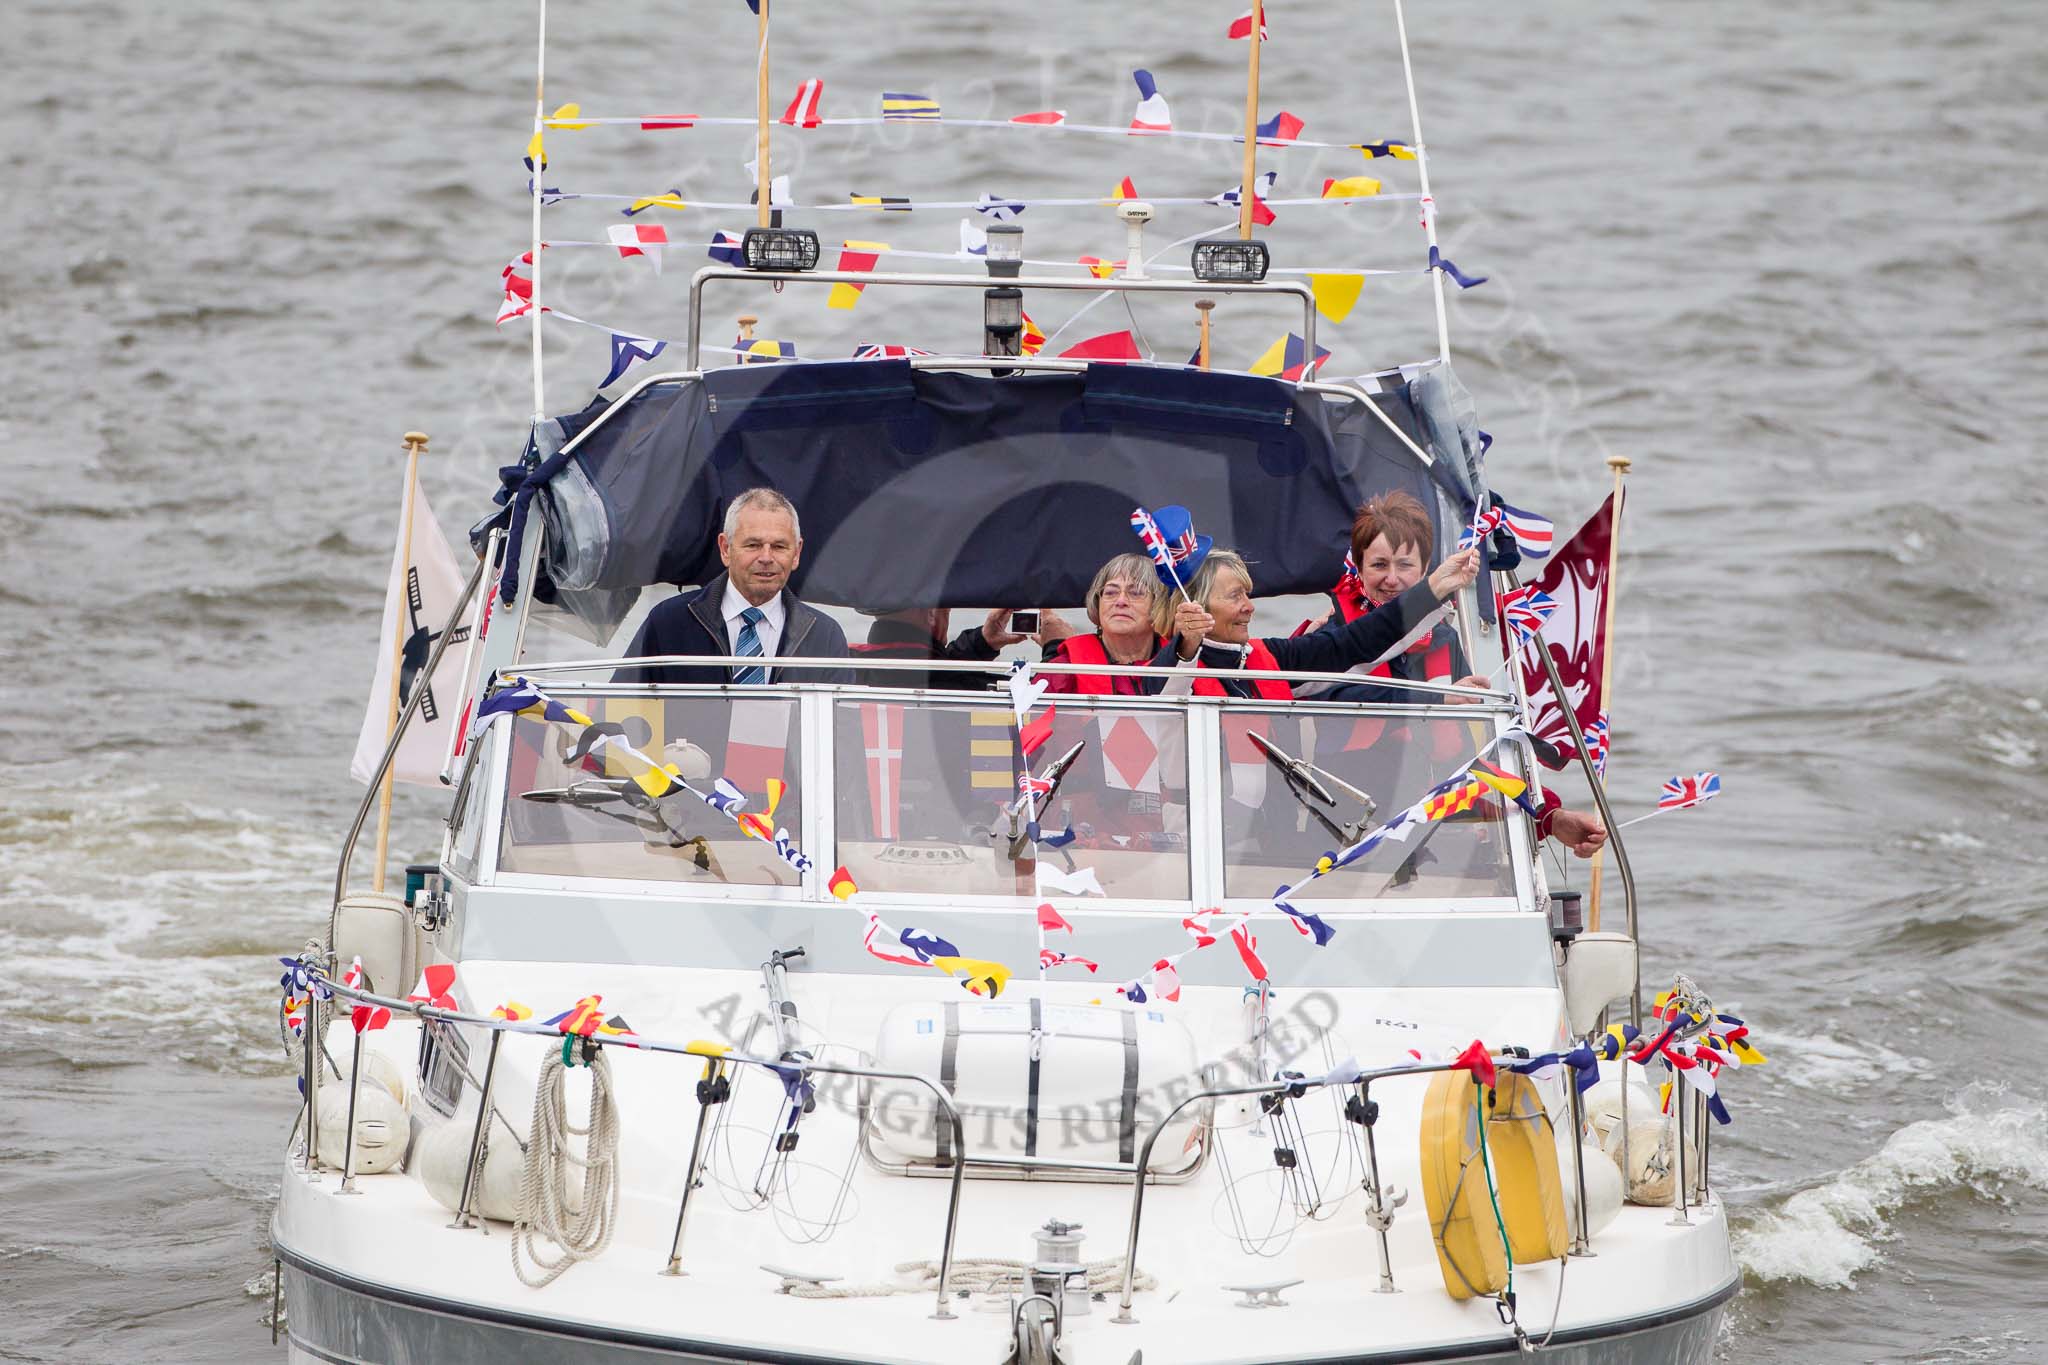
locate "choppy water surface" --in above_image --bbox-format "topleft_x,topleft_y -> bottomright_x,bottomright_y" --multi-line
3,2 -> 2044,1360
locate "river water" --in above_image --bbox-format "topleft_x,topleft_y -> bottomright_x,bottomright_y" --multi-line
3,1 -> 2044,1361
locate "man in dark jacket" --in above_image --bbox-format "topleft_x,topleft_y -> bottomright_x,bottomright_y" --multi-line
614,488 -> 852,685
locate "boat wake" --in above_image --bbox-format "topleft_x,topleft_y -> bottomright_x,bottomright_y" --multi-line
1732,1082 -> 2048,1288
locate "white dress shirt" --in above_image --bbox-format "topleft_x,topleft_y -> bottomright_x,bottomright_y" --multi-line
721,580 -> 786,681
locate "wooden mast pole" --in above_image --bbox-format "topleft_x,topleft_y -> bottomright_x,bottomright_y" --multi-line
1237,0 -> 1264,239
1196,299 -> 1215,370
372,431 -> 430,894
755,0 -> 772,228
1585,455 -> 1631,932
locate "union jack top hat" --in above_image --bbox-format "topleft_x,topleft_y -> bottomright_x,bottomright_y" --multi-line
1148,505 -> 1212,586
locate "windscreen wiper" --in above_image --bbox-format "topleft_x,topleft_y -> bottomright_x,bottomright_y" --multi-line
1247,731 -> 1378,846
520,781 -> 714,866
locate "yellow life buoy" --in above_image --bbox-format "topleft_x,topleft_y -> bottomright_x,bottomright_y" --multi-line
1487,1072 -> 1569,1264
1418,1072 -> 1507,1300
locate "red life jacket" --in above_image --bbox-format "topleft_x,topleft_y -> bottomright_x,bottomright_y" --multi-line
1190,639 -> 1294,701
1051,633 -> 1162,696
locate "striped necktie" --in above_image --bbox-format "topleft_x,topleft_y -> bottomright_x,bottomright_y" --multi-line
732,605 -> 767,684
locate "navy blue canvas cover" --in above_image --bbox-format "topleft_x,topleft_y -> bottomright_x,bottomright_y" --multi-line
505,361 -> 1444,634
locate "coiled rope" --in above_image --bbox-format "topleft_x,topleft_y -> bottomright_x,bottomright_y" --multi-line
511,1046 -> 622,1288
786,1257 -> 1155,1301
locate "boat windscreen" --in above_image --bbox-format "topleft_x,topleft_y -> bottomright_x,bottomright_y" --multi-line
497,693 -> 806,887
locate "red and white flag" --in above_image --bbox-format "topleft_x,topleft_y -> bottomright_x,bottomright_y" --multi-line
781,78 -> 824,127
1227,8 -> 1269,40
1220,714 -> 1272,809
725,698 -> 791,792
607,222 -> 668,273
1516,492 -> 1618,766
1230,923 -> 1269,983
1097,714 -> 1163,794
1037,903 -> 1073,933
861,703 -> 905,839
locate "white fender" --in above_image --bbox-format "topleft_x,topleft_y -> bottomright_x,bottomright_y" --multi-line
414,1116 -> 532,1223
313,1084 -> 407,1174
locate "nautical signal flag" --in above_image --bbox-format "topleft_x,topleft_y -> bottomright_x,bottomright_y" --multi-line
1129,69 -> 1171,133
640,114 -> 698,130
708,230 -> 744,266
1496,501 -> 1556,562
1471,760 -> 1545,821
547,995 -> 607,1037
623,189 -> 686,216
1321,176 -> 1382,199
1658,772 -> 1722,811
1248,332 -> 1331,381
1429,245 -> 1488,289
1059,329 -> 1142,362
600,333 -> 666,388
1079,256 -> 1126,279
736,336 -> 796,362
827,866 -> 858,900
881,92 -> 940,121
852,343 -> 933,359
1420,772 -> 1489,822
541,104 -> 593,130
1353,139 -> 1417,160
497,250 -> 539,326
781,78 -> 824,127
1452,1039 -> 1498,1088
1109,176 -> 1139,203
1036,903 -> 1073,933
976,191 -> 1026,221
491,1001 -> 533,1022
1020,312 -> 1046,356
607,222 -> 669,272
1208,172 -> 1277,226
1018,706 -> 1056,757
1010,109 -> 1066,125
473,678 -> 593,730
828,240 -> 886,309
1255,110 -> 1305,145
407,963 -> 459,1011
1227,7 -> 1269,40
850,193 -> 912,212
1041,949 -> 1098,973
1309,273 -> 1364,323
1230,923 -> 1269,983
341,956 -> 390,1032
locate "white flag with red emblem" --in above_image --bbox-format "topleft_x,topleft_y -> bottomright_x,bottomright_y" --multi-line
1516,492 -> 1617,767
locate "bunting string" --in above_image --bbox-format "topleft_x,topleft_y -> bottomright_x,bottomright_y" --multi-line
538,110 -> 1422,154
538,191 -> 1428,214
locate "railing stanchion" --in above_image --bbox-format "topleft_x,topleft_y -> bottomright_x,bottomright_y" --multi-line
1567,1069 -> 1594,1256
664,1055 -> 729,1276
450,1028 -> 504,1230
1358,1079 -> 1400,1292
1668,1082 -> 1691,1227
930,1097 -> 966,1321
337,1029 -> 366,1195
300,993 -> 322,1180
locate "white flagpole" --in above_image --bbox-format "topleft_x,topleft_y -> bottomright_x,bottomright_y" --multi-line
372,431 -> 430,894
527,0 -> 548,424
1391,0 -> 1450,367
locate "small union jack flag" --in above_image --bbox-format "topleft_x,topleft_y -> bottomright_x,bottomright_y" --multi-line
1457,505 -> 1506,552
1018,772 -> 1053,799
852,343 -> 933,359
1582,713 -> 1609,777
1131,507 -> 1172,568
1498,585 -> 1558,643
1040,948 -> 1098,973
1658,771 -> 1722,811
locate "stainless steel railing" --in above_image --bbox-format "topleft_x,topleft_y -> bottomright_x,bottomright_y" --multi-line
295,965 -> 968,1320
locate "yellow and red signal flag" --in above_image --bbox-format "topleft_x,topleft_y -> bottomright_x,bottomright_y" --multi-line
828,240 -> 887,310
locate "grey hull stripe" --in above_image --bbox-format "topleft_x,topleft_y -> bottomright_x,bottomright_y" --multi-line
936,1002 -> 959,1164
1118,1009 -> 1140,1163
1025,997 -> 1042,1158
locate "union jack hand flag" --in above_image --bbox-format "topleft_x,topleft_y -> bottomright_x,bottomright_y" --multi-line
1018,772 -> 1053,799
1497,585 -> 1558,644
1658,771 -> 1722,811
1040,948 -> 1098,973
1581,713 -> 1610,777
1130,506 -> 1172,569
1457,505 -> 1506,552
